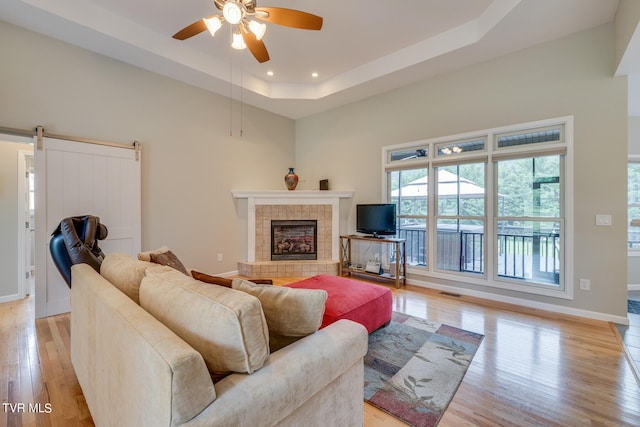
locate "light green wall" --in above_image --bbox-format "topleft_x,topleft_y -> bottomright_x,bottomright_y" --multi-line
296,23 -> 628,318
0,20 -> 295,288
0,140 -> 31,299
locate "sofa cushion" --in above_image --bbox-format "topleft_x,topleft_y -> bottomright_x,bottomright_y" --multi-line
140,267 -> 270,374
100,253 -> 155,304
232,279 -> 327,352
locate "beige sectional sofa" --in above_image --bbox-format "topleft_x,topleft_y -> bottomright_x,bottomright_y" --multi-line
70,254 -> 368,427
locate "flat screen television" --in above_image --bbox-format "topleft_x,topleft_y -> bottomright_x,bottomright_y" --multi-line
356,204 -> 397,237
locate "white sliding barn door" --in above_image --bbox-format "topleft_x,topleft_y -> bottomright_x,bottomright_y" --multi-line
35,137 -> 141,318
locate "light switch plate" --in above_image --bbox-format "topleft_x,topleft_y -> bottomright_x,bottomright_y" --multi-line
579,278 -> 591,291
595,214 -> 612,226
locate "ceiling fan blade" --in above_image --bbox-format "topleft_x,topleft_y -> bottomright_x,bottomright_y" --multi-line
241,25 -> 270,63
255,7 -> 323,30
173,17 -> 210,40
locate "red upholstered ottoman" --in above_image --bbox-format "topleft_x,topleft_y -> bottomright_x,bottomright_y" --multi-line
286,274 -> 392,333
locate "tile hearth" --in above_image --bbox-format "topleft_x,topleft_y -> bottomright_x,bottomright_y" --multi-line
237,260 -> 339,278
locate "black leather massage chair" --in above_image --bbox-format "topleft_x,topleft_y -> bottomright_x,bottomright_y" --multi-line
49,215 -> 108,288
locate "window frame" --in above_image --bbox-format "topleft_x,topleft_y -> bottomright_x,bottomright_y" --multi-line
383,116 -> 574,300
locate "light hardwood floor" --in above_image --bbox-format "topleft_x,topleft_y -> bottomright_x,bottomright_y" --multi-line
2,278 -> 640,427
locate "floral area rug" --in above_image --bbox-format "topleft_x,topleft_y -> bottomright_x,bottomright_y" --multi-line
364,312 -> 484,427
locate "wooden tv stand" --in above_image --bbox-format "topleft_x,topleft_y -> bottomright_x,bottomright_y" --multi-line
339,235 -> 406,288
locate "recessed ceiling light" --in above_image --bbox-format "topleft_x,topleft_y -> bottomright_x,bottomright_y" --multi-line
267,71 -> 274,76
311,72 -> 318,78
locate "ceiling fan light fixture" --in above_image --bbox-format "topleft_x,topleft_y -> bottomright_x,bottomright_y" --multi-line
173,2 -> 323,63
231,31 -> 246,50
203,16 -> 223,36
223,2 -> 244,25
248,20 -> 266,40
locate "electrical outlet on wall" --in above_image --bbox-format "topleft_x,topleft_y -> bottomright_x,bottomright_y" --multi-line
217,253 -> 223,262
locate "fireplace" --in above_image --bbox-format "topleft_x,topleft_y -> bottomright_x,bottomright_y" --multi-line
271,220 -> 317,261
232,190 -> 353,278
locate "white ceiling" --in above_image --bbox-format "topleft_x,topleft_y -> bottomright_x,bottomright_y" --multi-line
0,0 -> 623,119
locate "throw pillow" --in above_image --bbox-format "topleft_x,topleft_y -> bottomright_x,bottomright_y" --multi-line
232,279 -> 327,352
191,271 -> 233,288
149,250 -> 189,275
137,246 -> 170,262
140,267 -> 270,374
192,270 -> 274,288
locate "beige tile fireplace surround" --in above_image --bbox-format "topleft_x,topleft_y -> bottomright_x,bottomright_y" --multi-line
232,190 -> 353,278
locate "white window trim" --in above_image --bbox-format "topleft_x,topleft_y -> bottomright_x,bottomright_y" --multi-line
383,116 -> 574,300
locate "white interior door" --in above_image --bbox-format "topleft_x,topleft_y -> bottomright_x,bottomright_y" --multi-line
35,136 -> 141,318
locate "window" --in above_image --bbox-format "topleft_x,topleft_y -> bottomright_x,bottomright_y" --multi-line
496,126 -> 562,149
628,161 -> 640,250
436,138 -> 485,157
389,168 -> 428,266
388,147 -> 428,163
383,117 -> 571,298
496,155 -> 562,286
436,163 -> 485,274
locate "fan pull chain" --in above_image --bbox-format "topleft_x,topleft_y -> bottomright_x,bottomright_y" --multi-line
229,24 -> 233,136
240,47 -> 244,138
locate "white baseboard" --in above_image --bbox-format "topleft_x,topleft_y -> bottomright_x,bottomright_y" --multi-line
0,293 -> 21,304
218,270 -> 240,278
628,284 -> 640,291
408,277 -> 630,326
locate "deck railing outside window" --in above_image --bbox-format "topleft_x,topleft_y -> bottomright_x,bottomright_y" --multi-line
396,227 -> 560,284
396,228 -> 426,265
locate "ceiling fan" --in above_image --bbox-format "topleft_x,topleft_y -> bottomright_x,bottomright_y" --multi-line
172,0 -> 323,63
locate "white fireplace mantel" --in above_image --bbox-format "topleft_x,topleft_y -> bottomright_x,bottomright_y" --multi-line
232,190 -> 354,262
231,190 -> 354,200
